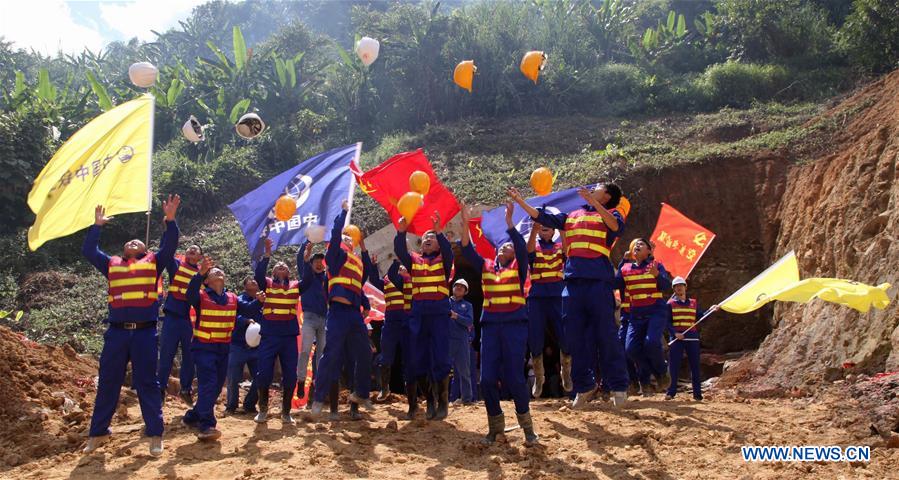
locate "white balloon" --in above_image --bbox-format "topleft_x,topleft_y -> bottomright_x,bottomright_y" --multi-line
245,322 -> 261,348
306,224 -> 326,244
128,62 -> 158,88
235,112 -> 266,139
355,37 -> 380,67
181,115 -> 204,143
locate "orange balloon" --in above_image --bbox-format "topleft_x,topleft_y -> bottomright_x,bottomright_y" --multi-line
530,167 -> 553,196
409,170 -> 431,195
343,224 -> 362,248
397,192 -> 424,222
615,196 -> 631,220
453,60 -> 476,93
274,195 -> 297,221
520,51 -> 546,84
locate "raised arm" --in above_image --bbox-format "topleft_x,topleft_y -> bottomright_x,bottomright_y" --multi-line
297,242 -> 314,294
254,254 -> 270,293
509,226 -> 529,287
186,256 -> 212,309
155,194 -> 181,277
577,187 -> 619,232
458,203 -> 484,271
326,208 -> 349,276
362,250 -> 384,291
652,260 -> 672,291
437,233 -> 454,281
527,226 -> 538,255
386,260 -> 403,289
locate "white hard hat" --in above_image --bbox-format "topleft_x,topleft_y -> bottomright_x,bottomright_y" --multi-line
245,322 -> 261,347
672,276 -> 687,287
454,278 -> 469,290
235,112 -> 266,139
128,61 -> 158,88
305,224 -> 326,244
181,115 -> 204,143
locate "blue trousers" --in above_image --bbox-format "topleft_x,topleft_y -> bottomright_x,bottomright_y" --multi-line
667,337 -> 702,399
157,312 -> 195,394
184,344 -> 229,430
619,315 -> 639,385
625,309 -> 668,385
255,334 -> 298,392
562,280 -> 629,393
450,346 -> 478,402
448,336 -> 473,403
379,312 -> 409,372
481,321 -> 529,416
409,301 -> 451,382
89,326 -> 163,437
313,303 -> 371,403
528,296 -> 566,355
225,344 -> 258,411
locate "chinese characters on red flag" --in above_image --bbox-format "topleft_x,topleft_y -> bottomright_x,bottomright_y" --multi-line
650,203 -> 715,278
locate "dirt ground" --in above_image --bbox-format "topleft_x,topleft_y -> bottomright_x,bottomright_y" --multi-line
4,385 -> 897,480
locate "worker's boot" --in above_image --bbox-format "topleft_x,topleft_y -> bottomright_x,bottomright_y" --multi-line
612,390 -> 629,407
422,378 -> 437,420
83,435 -> 110,454
148,436 -> 163,457
254,387 -> 269,423
329,383 -> 340,420
481,414 -> 505,445
281,382 -> 296,425
572,388 -> 595,409
405,381 -> 419,420
349,402 -> 362,420
434,377 -> 450,420
517,412 -> 539,446
377,366 -> 391,401
560,353 -> 573,392
532,355 -> 545,398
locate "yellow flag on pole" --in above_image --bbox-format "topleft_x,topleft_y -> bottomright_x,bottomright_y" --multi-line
719,251 -> 800,314
27,94 -> 154,250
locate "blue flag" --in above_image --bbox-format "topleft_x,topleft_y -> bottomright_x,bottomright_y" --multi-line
480,184 -> 597,246
228,144 -> 359,259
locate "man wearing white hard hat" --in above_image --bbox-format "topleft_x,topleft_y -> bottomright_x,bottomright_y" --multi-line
665,276 -> 718,401
224,277 -> 264,415
448,278 -> 475,406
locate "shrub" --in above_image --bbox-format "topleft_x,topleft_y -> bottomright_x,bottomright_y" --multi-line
697,61 -> 790,108
567,63 -> 651,116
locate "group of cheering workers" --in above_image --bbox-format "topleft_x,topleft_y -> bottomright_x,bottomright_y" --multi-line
79,182 -> 713,457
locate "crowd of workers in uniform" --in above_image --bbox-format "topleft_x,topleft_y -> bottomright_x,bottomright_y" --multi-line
79,183 -> 715,456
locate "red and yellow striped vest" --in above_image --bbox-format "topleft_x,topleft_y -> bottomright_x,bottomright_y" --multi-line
563,209 -> 611,259
107,253 -> 158,308
194,290 -> 237,343
620,290 -> 631,313
531,241 -> 564,283
620,261 -> 663,308
410,253 -> 449,301
328,245 -> 364,295
166,260 -> 198,301
384,276 -> 412,312
668,297 -> 698,333
482,259 -> 525,313
263,278 -> 300,321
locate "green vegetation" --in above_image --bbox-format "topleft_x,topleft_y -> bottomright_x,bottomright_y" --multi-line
0,0 -> 897,352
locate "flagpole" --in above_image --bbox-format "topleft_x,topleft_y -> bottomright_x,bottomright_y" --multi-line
345,142 -> 362,227
684,233 -> 715,278
145,93 -> 155,245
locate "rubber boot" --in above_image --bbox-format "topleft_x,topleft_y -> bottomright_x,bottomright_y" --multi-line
532,355 -> 545,398
377,366 -> 391,401
421,378 -> 436,420
481,414 -> 505,445
148,436 -> 163,457
517,412 -> 539,446
349,402 -> 361,421
329,383 -> 340,420
254,387 -> 269,423
405,381 -> 418,420
560,353 -> 573,392
83,435 -> 110,454
433,376 -> 450,420
281,382 -> 296,424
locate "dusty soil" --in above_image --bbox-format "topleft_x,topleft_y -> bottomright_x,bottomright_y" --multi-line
2,383 -> 897,479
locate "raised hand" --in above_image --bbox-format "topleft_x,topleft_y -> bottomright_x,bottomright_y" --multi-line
342,199 -> 349,211
505,200 -> 515,228
264,237 -> 274,257
431,211 -> 442,233
163,194 -> 181,221
198,256 -> 214,275
303,242 -> 313,262
397,217 -> 408,233
459,201 -> 471,223
649,261 -> 659,277
507,186 -> 525,205
94,205 -> 113,226
576,187 -> 593,204
370,253 -> 378,263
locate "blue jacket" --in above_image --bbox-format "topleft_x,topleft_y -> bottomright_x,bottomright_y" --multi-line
298,241 -> 328,317
186,273 -> 258,351
449,297 -> 474,341
162,257 -> 198,318
534,206 -> 623,283
615,256 -> 672,315
527,238 -> 565,298
461,227 -> 529,323
326,210 -> 367,308
233,291 -> 263,348
82,221 -> 178,324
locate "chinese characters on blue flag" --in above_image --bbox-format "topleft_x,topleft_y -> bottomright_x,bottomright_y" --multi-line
480,184 -> 596,247
228,144 -> 360,260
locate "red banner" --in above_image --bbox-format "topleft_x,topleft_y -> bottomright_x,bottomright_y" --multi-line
650,203 -> 715,279
470,217 -> 497,260
352,149 -> 460,236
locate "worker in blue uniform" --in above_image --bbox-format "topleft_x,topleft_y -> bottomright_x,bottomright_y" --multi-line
157,243 -> 202,405
665,276 -> 717,401
81,195 -> 181,457
448,278 -> 474,405
224,276 -> 262,414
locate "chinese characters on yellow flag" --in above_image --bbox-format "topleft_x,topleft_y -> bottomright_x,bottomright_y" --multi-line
27,94 -> 155,250
650,203 -> 715,278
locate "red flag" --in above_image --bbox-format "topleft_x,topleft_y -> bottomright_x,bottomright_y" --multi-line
354,149 -> 460,236
470,217 -> 497,260
650,203 -> 715,279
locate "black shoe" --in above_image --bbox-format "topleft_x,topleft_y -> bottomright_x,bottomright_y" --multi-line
179,390 -> 194,406
244,407 -> 258,415
296,382 -> 305,399
349,403 -> 362,421
421,378 -> 436,420
224,408 -> 237,415
329,383 -> 340,415
404,381 -> 418,420
434,377 -> 449,420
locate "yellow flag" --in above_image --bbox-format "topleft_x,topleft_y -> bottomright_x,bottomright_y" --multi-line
766,278 -> 892,313
27,94 -> 154,250
719,251 -> 800,314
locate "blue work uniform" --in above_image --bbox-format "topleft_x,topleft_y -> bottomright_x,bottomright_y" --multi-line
461,227 -> 531,417
666,296 -> 706,400
297,241 -> 328,388
527,238 -> 567,356
365,256 -> 412,378
253,252 -> 301,394
157,257 -> 198,396
535,206 -> 629,394
394,230 -> 455,383
225,291 -> 262,412
616,257 -> 672,385
448,296 -> 474,403
82,220 -> 178,438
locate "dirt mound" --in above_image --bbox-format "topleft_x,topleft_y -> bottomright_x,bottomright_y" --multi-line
0,325 -> 98,469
